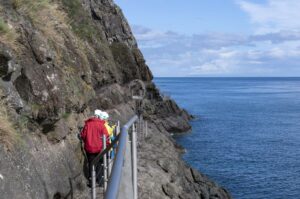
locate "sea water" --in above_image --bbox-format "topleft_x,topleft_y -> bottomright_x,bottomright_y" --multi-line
154,77 -> 300,199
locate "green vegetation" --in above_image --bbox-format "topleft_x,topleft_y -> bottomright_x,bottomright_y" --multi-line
0,90 -> 22,151
12,0 -> 52,27
31,103 -> 41,119
12,0 -> 67,44
62,0 -> 98,41
61,0 -> 81,18
0,17 -> 18,49
62,112 -> 71,119
0,17 -> 10,35
12,0 -> 50,15
110,42 -> 133,65
16,115 -> 29,132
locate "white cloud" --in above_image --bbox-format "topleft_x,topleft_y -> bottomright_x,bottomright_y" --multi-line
238,0 -> 300,33
191,60 -> 235,75
133,24 -> 300,77
133,25 -> 182,43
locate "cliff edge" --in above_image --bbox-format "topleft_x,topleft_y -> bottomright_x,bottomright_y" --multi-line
0,0 -> 231,198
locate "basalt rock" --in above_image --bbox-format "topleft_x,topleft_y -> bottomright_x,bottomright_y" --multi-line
0,0 -> 231,198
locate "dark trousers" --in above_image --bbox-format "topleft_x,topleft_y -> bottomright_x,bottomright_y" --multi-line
86,152 -> 103,185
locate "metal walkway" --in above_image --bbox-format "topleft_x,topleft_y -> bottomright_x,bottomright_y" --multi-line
90,115 -> 144,199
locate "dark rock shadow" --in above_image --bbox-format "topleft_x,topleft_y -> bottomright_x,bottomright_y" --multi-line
83,157 -> 89,180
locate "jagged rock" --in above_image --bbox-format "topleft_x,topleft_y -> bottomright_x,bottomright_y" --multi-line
184,167 -> 194,183
157,158 -> 178,174
200,187 -> 210,199
191,168 -> 210,184
0,50 -> 11,78
162,183 -> 178,198
0,47 -> 20,81
0,134 -> 89,199
0,80 -> 24,111
29,31 -> 55,64
90,83 -> 126,110
138,123 -> 231,199
90,0 -> 136,47
44,118 -> 70,142
162,115 -> 191,133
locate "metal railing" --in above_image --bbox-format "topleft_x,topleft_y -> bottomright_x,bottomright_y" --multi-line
90,115 -> 139,199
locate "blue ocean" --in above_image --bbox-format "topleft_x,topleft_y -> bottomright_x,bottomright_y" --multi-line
154,77 -> 300,199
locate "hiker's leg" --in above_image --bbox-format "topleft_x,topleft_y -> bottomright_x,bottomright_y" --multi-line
96,157 -> 104,186
87,153 -> 98,184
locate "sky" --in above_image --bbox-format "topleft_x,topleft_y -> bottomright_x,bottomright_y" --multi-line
114,0 -> 300,77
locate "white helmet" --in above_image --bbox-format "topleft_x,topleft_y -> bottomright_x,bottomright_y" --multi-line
101,112 -> 109,120
94,109 -> 103,118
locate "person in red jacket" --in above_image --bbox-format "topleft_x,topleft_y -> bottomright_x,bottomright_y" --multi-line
80,109 -> 109,186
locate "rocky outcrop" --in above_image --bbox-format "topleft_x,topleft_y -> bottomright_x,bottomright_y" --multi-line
0,0 -> 231,198
137,121 -> 230,199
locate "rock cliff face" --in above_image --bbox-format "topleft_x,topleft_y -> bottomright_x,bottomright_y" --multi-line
0,0 -> 231,198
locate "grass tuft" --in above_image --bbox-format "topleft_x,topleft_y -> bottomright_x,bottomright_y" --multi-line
0,18 -> 10,34
12,0 -> 50,15
0,17 -> 18,49
62,112 -> 71,119
12,0 -> 67,44
0,90 -> 21,151
62,0 -> 98,41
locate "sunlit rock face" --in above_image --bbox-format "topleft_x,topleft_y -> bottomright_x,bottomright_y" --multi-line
0,0 -> 231,198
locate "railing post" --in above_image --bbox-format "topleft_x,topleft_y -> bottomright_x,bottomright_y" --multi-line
103,135 -> 107,191
91,164 -> 96,199
138,117 -> 142,141
113,121 -> 120,161
107,147 -> 111,179
132,123 -> 138,199
117,121 -> 120,135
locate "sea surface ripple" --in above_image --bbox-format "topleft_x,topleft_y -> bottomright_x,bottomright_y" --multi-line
155,77 -> 300,199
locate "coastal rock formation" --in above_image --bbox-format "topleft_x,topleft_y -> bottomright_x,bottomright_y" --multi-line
0,0 -> 231,198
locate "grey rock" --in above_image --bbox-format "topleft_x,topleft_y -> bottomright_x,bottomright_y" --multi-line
0,134 -> 89,199
29,31 -> 55,64
191,168 -> 210,184
162,183 -> 178,198
157,158 -> 178,174
184,167 -> 194,183
0,47 -> 20,81
0,80 -> 24,111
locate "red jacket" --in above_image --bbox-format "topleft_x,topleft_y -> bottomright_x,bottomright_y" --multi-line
80,117 -> 109,153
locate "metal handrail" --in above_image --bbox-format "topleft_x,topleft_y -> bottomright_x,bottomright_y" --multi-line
104,115 -> 138,199
91,133 -> 121,165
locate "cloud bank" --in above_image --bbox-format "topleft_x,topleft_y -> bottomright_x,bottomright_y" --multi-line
238,0 -> 300,33
133,0 -> 300,77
